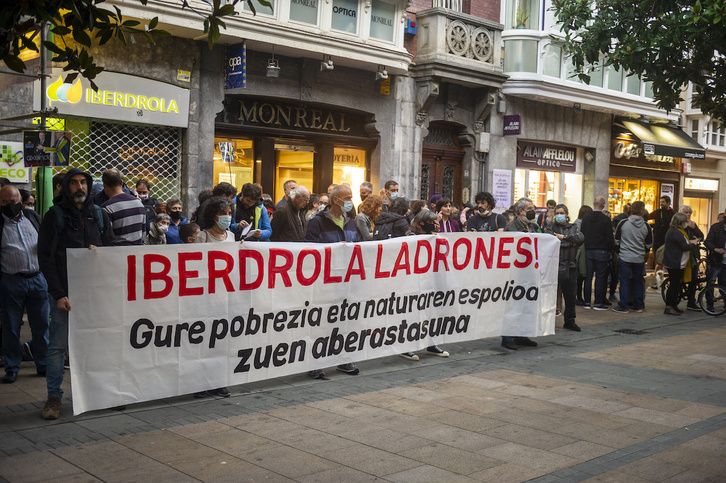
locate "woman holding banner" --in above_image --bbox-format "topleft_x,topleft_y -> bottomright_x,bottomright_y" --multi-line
400,209 -> 450,361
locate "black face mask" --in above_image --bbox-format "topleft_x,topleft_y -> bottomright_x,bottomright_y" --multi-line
169,211 -> 182,221
1,202 -> 22,219
526,210 -> 536,221
422,221 -> 436,233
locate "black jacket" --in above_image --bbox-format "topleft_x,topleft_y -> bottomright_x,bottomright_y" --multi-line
546,222 -> 584,271
581,210 -> 614,251
373,211 -> 410,239
704,221 -> 726,266
270,201 -> 307,242
38,168 -> 112,300
662,227 -> 698,270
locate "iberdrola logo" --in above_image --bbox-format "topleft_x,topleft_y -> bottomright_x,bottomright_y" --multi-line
47,76 -> 82,103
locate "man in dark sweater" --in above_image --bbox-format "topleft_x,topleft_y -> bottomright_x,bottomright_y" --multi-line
580,196 -> 615,310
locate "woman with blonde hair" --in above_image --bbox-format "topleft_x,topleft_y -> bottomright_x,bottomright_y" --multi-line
355,194 -> 383,241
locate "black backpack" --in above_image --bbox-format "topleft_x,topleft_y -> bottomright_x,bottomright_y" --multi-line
372,222 -> 393,240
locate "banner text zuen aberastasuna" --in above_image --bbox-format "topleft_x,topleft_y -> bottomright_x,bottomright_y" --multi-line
66,232 -> 559,414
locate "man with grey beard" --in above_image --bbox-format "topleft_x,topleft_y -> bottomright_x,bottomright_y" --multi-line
37,168 -> 111,420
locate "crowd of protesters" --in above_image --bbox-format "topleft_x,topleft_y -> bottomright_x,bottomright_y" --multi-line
1,171 -> 725,421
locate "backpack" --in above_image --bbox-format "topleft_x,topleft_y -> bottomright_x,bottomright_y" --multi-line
372,222 -> 393,240
49,204 -> 105,237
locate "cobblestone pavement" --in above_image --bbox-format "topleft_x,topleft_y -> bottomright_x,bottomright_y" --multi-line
1,290 -> 725,482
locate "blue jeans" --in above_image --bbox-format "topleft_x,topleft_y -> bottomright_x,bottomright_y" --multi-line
618,260 -> 645,310
585,250 -> 609,306
1,273 -> 49,375
47,296 -> 69,398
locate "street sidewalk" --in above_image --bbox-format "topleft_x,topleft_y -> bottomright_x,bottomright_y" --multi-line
1,289 -> 725,482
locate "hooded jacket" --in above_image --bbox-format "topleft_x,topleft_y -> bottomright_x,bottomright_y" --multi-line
305,207 -> 361,243
546,221 -> 584,271
38,168 -> 112,300
614,215 -> 653,264
372,211 -> 410,239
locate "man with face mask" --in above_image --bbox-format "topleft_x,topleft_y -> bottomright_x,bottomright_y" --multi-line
304,184 -> 361,378
0,185 -> 49,384
381,180 -> 400,212
580,196 -> 615,310
38,168 -> 112,419
501,198 -> 540,350
468,191 -> 506,232
704,209 -> 726,312
546,204 -> 585,331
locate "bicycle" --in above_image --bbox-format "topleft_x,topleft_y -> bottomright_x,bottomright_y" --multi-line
697,283 -> 726,316
659,247 -> 708,306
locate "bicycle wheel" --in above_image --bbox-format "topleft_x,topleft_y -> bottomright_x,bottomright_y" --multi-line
698,284 -> 726,316
660,277 -> 670,304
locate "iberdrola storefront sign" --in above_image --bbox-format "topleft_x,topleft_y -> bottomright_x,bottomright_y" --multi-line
33,69 -> 190,128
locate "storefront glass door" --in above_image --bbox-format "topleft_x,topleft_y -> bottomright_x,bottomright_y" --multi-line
276,145 -> 314,203
213,137 -> 254,192
333,147 -> 366,207
683,196 -> 711,234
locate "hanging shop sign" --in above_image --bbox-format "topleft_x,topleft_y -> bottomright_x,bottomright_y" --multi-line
516,141 -> 576,172
220,98 -> 369,137
0,141 -> 30,182
224,42 -> 246,90
503,115 -> 521,136
33,69 -> 190,128
611,138 -> 676,168
685,177 -> 719,192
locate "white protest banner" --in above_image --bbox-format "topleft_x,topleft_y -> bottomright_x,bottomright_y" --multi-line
67,232 -> 559,414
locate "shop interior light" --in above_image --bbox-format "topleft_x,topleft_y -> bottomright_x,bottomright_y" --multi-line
376,65 -> 388,81
321,55 -> 334,71
267,46 -> 280,78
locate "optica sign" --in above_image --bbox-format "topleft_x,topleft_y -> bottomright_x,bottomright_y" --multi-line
0,142 -> 30,183
33,69 -> 190,128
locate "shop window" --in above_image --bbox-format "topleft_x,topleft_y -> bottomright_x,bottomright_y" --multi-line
369,0 -> 396,42
289,0 -> 320,24
608,178 -> 659,215
275,144 -> 314,203
213,137 -> 254,192
243,0 -> 275,15
563,173 -> 582,219
542,43 -> 561,78
683,196 -> 711,234
514,169 -> 582,215
505,0 -> 539,30
333,147 -> 367,207
607,65 -> 622,91
332,0 -> 359,33
503,39 -> 538,73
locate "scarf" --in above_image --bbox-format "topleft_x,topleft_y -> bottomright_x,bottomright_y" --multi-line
677,227 -> 692,283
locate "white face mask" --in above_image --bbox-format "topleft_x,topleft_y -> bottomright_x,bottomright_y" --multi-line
157,224 -> 169,234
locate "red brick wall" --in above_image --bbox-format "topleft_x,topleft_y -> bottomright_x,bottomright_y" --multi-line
466,0 -> 501,23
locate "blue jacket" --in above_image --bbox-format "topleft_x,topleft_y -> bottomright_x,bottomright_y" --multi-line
166,216 -> 187,244
305,208 -> 361,243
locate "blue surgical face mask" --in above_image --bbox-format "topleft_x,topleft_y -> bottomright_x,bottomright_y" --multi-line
341,201 -> 354,213
216,215 -> 232,230
555,214 -> 567,225
389,192 -> 399,200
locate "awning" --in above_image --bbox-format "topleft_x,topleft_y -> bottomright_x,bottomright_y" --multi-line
617,118 -> 706,160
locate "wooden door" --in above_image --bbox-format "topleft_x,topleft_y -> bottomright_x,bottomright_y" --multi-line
421,147 -> 463,206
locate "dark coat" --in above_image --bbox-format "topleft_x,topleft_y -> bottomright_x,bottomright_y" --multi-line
662,227 -> 698,270
581,210 -> 614,251
38,168 -> 112,300
704,221 -> 726,265
546,222 -> 584,271
373,211 -> 410,239
305,208 -> 361,243
270,201 -> 308,242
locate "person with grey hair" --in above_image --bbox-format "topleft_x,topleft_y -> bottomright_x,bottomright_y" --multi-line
679,204 -> 705,310
270,185 -> 310,242
144,213 -> 171,245
662,212 -> 701,315
580,196 -> 614,310
501,198 -> 540,350
359,181 -> 374,206
275,180 -> 297,209
613,201 -> 652,313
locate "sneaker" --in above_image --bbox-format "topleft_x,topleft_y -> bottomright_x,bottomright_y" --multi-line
555,309 -> 562,316
41,395 -> 62,420
608,294 -> 619,303
63,353 -> 70,371
612,306 -> 629,313
687,304 -> 702,312
426,346 -> 450,357
336,363 -> 359,375
583,304 -> 591,310
563,322 -> 581,332
193,391 -> 209,398
308,369 -> 326,379
22,341 -> 34,361
603,299 -> 613,306
208,387 -> 231,398
575,299 -> 586,307
515,337 -> 538,347
632,308 -> 644,313
593,305 -> 609,311
707,305 -> 715,314
400,352 -> 419,361
501,340 -> 518,350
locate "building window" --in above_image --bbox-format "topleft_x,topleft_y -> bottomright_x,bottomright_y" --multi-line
644,81 -> 654,98
503,39 -> 538,73
244,0 -> 275,15
708,120 -> 726,148
626,73 -> 640,95
691,119 -> 700,142
607,65 -> 622,91
542,43 -> 561,78
505,0 -> 539,29
331,0 -> 359,33
369,0 -> 396,41
289,0 -> 320,25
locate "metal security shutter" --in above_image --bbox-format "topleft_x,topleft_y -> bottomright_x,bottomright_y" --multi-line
36,117 -> 181,204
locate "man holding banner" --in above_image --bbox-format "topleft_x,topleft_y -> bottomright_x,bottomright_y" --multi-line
37,168 -> 111,420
